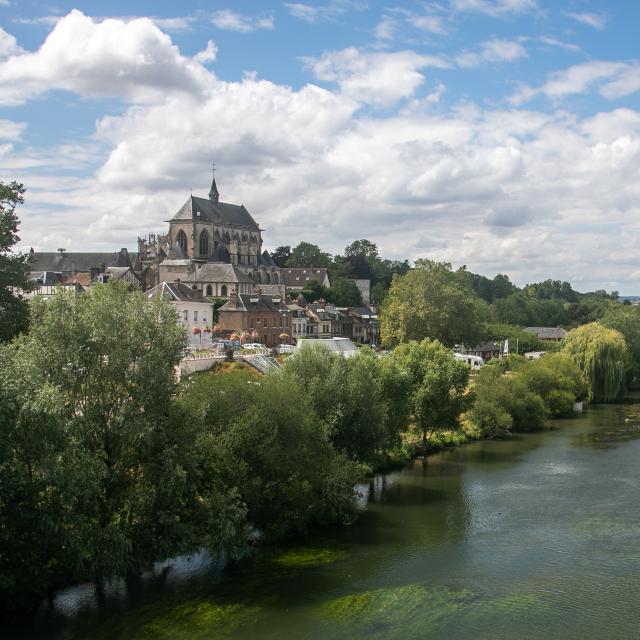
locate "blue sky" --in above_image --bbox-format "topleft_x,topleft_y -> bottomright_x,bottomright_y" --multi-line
1,0 -> 640,291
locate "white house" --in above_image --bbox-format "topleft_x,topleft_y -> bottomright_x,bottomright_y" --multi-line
146,281 -> 213,345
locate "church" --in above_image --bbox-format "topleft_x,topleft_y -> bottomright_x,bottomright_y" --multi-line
136,170 -> 283,296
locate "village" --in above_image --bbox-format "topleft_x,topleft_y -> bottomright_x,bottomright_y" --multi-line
25,168 -> 566,370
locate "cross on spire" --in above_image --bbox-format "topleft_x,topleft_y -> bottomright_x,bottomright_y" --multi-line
208,162 -> 219,202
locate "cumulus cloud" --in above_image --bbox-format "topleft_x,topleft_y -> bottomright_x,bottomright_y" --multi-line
0,11 -> 213,106
0,26 -> 22,58
565,11 -> 608,30
304,47 -> 450,107
6,10 -> 640,292
210,9 -> 274,32
457,38 -> 527,67
510,60 -> 640,104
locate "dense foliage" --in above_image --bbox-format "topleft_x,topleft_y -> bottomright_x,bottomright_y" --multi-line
380,260 -> 485,347
562,323 -> 627,402
468,353 -> 586,438
0,181 -> 32,342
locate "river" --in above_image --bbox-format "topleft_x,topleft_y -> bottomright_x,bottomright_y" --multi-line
7,402 -> 640,639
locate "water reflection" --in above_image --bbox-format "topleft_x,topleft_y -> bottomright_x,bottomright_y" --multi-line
8,403 -> 640,640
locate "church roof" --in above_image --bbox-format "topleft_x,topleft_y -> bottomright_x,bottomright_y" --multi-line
171,196 -> 259,231
183,262 -> 253,284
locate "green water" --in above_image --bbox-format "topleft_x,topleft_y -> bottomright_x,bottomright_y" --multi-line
9,403 -> 640,639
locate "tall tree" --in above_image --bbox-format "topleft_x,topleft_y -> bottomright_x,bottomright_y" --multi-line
390,339 -> 470,451
380,260 -> 485,348
0,181 -> 32,342
285,242 -> 332,268
270,245 -> 291,268
563,322 -> 627,402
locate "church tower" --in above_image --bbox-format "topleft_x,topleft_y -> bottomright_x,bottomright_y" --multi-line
208,164 -> 219,203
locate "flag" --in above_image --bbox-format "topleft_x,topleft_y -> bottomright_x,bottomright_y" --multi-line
503,339 -> 509,355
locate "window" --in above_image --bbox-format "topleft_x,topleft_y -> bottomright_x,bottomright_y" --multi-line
183,310 -> 188,321
221,285 -> 228,296
194,310 -> 198,322
205,285 -> 212,296
249,317 -> 254,329
176,230 -> 187,254
273,317 -> 277,328
199,229 -> 210,256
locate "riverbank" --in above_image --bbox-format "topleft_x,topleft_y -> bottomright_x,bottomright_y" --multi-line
7,401 -> 640,640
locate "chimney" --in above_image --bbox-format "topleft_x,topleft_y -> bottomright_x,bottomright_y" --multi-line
228,288 -> 238,310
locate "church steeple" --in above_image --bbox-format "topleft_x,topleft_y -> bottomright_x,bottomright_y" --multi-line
208,163 -> 219,203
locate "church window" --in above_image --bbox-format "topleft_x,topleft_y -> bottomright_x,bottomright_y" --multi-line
177,230 -> 188,254
199,229 -> 210,256
221,285 -> 228,296
205,285 -> 212,296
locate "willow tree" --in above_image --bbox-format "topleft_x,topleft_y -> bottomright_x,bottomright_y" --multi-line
562,322 -> 626,402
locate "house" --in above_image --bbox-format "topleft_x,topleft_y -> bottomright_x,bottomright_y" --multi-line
137,169 -> 283,295
282,268 -> 330,291
349,306 -> 379,345
25,271 -> 84,299
217,292 -> 291,348
30,248 -> 137,285
524,327 -> 567,341
287,301 -> 308,342
146,281 -> 213,345
468,342 -> 502,361
89,266 -> 142,288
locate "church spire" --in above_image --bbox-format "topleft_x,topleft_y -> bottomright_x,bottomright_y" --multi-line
208,163 -> 219,203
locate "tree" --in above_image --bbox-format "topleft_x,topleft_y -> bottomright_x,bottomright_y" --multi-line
390,339 -> 470,451
0,283 -> 249,609
330,277 -> 362,306
562,322 -> 627,402
270,245 -> 291,268
285,242 -> 332,268
600,304 -> 640,384
344,239 -> 379,259
380,260 -> 485,348
280,346 -> 389,464
0,181 -> 32,342
214,373 -> 358,538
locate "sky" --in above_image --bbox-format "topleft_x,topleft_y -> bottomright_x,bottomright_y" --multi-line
1,1 -> 640,293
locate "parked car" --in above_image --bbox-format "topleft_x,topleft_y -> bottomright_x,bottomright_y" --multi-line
242,343 -> 265,351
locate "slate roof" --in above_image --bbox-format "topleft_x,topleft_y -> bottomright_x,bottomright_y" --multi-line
282,268 -> 329,287
146,281 -> 206,303
524,327 -> 567,340
349,306 -> 378,319
31,249 -> 136,273
184,262 -> 253,284
171,196 -> 259,230
219,293 -> 286,313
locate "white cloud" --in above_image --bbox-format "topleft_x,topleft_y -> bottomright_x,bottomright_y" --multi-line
305,47 -> 450,107
509,60 -> 640,104
285,1 -> 366,23
565,11 -> 608,30
409,15 -> 448,35
0,118 -> 26,140
210,9 -> 274,33
0,26 -> 22,58
457,38 -> 527,67
6,11 -> 640,292
450,0 -> 538,17
374,16 -> 396,40
0,11 -> 213,106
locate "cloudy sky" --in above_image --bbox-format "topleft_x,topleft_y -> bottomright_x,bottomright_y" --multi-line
1,1 -> 639,292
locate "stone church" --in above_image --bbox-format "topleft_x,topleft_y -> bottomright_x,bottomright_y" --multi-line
136,171 -> 283,296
